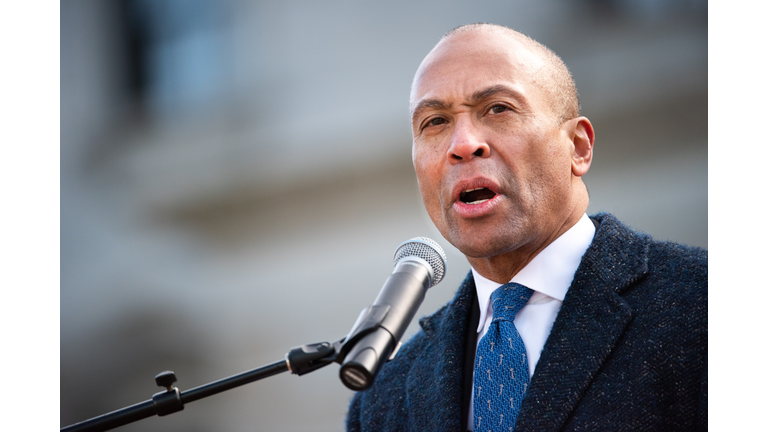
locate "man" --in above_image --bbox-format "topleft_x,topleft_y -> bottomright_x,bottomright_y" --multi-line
346,23 -> 706,431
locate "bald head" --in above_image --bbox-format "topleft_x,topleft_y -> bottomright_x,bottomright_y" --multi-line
412,23 -> 579,125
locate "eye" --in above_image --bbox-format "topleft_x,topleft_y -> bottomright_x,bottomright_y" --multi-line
489,104 -> 509,114
425,117 -> 447,128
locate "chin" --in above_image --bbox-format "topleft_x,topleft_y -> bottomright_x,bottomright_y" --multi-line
445,218 -> 531,259
446,233 -> 509,259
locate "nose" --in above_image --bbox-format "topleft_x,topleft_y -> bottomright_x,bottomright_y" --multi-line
447,117 -> 490,164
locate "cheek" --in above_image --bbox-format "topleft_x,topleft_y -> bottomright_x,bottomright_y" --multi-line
413,147 -> 447,220
412,143 -> 442,186
414,162 -> 440,209
415,171 -> 448,233
547,143 -> 574,184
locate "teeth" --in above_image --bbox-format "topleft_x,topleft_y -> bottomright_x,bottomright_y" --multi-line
467,198 -> 489,205
464,187 -> 484,193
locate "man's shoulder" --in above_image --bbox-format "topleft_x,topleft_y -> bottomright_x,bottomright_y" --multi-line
647,237 -> 707,274
588,212 -> 707,311
585,212 -> 707,306
590,212 -> 707,270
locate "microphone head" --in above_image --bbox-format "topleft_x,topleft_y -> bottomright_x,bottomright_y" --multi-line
393,237 -> 447,288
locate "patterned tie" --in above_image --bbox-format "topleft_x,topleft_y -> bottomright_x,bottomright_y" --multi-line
473,282 -> 533,431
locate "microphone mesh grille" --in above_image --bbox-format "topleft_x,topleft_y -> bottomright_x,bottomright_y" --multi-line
393,237 -> 447,287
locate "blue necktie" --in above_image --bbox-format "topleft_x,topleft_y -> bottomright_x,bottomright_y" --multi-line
473,282 -> 533,431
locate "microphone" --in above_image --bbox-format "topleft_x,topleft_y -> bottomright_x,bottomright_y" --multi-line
339,237 -> 447,391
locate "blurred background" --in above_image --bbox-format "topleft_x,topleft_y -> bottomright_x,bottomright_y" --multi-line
60,1 -> 707,431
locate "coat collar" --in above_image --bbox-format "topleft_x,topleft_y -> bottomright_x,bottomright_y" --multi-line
515,213 -> 649,431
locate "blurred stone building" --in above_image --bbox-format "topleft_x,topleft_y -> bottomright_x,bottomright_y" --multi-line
61,1 -> 706,431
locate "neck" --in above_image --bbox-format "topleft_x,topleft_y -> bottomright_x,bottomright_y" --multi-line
468,182 -> 589,284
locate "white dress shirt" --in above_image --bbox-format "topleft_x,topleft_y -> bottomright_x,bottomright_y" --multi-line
467,213 -> 595,430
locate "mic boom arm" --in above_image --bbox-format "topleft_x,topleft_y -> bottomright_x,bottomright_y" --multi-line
61,238 -> 446,432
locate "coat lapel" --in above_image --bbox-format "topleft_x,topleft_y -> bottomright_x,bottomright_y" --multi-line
515,214 -> 650,431
405,273 -> 475,432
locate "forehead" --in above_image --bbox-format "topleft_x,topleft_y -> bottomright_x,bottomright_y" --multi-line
411,31 -> 546,113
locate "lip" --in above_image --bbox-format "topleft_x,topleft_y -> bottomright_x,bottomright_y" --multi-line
450,177 -> 503,218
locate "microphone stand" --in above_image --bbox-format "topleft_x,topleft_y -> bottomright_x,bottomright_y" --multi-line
61,302 -> 395,432
60,340 -> 341,432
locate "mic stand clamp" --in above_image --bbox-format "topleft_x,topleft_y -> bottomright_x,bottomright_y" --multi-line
335,304 -> 401,391
336,304 -> 391,361
285,342 -> 339,376
152,371 -> 184,416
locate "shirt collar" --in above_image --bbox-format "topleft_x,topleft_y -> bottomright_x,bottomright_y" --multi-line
472,213 -> 596,332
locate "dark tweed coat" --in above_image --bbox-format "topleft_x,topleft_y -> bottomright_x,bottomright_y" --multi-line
346,213 -> 707,431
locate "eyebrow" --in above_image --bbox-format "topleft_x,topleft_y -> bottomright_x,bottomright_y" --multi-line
470,84 -> 526,105
411,84 -> 528,124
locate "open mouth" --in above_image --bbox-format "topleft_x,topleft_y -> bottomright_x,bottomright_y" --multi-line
459,187 -> 497,205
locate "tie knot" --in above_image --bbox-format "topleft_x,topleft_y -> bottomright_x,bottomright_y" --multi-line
490,282 -> 533,321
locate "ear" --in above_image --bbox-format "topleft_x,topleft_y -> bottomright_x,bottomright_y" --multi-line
565,117 -> 594,177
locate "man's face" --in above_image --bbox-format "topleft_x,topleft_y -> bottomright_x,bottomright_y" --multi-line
410,31 -> 581,260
